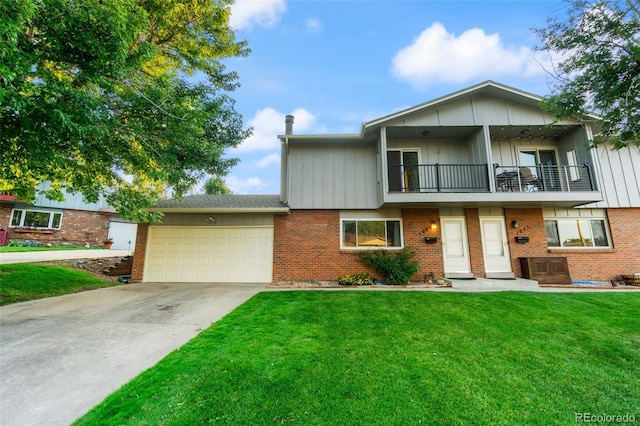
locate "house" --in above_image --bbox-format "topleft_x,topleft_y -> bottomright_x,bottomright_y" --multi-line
0,182 -> 137,250
131,81 -> 640,284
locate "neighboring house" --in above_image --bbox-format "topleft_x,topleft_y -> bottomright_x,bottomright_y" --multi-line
131,81 -> 639,284
0,182 -> 137,250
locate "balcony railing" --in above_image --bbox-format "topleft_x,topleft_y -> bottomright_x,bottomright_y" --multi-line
388,163 -> 490,192
494,164 -> 596,192
386,163 -> 598,193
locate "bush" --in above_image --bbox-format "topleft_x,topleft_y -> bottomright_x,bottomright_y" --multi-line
338,273 -> 375,286
357,247 -> 419,285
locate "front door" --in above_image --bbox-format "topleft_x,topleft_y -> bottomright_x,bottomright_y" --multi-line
441,217 -> 471,276
479,217 -> 512,274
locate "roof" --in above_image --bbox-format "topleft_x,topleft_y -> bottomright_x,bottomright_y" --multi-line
278,80 -> 602,142
148,194 -> 289,213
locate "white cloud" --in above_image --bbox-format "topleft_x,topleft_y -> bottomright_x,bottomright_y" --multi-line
226,175 -> 270,194
391,22 -> 545,89
230,0 -> 286,30
305,18 -> 322,34
255,153 -> 281,168
234,107 -> 317,152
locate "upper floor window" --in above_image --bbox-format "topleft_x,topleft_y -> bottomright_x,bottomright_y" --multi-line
387,150 -> 420,192
10,209 -> 63,229
341,219 -> 402,249
544,218 -> 610,248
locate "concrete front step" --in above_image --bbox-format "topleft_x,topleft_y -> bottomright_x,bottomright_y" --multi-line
485,272 -> 516,279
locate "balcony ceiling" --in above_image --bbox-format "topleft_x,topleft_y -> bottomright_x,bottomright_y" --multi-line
489,124 -> 580,140
385,126 -> 480,140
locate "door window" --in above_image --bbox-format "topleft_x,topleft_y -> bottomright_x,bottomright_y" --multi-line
387,150 -> 420,192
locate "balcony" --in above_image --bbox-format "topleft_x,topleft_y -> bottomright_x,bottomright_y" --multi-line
388,164 -> 490,193
385,163 -> 602,207
494,164 -> 596,193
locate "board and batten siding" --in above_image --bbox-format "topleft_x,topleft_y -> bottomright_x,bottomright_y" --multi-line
287,142 -> 379,209
586,145 -> 640,208
389,96 -> 559,128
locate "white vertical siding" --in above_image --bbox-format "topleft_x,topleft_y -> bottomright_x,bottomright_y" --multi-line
585,145 -> 640,208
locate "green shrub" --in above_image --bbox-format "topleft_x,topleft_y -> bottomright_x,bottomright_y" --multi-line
338,273 -> 375,286
357,247 -> 419,285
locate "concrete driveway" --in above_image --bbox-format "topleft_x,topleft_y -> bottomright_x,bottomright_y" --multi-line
0,282 -> 265,426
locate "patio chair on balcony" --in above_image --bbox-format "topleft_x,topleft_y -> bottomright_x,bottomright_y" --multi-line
519,167 -> 542,191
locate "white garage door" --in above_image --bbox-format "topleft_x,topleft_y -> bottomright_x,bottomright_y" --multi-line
144,226 -> 273,283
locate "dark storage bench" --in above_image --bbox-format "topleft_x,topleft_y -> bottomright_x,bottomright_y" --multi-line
519,257 -> 571,284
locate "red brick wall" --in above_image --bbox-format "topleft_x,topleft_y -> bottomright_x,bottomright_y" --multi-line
273,210 -> 362,282
402,208 -> 443,280
131,223 -> 149,281
553,208 -> 640,281
504,208 -> 548,277
465,208 -> 485,276
503,207 -> 640,281
0,205 -> 109,245
273,209 -> 444,283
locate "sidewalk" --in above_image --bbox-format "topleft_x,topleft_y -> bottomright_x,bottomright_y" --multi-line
0,249 -> 131,265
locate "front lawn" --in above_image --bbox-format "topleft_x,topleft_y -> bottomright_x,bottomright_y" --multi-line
76,291 -> 640,425
0,264 -> 120,305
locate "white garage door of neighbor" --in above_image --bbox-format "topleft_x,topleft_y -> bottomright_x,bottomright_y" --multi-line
144,226 -> 273,283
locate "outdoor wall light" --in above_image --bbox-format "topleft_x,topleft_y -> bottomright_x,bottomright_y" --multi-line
430,221 -> 438,230
422,130 -> 430,137
511,220 -> 518,229
206,217 -> 216,224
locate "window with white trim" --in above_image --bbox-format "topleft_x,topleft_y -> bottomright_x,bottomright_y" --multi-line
544,218 -> 610,248
10,209 -> 63,229
341,219 -> 402,249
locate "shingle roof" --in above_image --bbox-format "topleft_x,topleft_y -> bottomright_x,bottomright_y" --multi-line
149,194 -> 288,212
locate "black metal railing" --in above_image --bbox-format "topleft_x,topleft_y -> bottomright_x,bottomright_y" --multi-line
493,164 -> 596,192
387,163 -> 490,192
386,163 -> 598,193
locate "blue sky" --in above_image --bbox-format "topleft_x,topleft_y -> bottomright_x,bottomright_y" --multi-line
215,0 -> 568,194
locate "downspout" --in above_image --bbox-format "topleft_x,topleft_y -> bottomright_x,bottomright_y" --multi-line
280,115 -> 294,203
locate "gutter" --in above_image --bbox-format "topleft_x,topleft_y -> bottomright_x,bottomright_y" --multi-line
147,207 -> 290,214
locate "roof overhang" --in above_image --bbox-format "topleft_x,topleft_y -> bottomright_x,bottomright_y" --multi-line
148,207 -> 290,214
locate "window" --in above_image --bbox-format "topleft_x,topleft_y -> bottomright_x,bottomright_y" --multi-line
387,150 -> 420,192
341,219 -> 402,249
544,218 -> 610,248
520,148 -> 560,190
10,209 -> 63,229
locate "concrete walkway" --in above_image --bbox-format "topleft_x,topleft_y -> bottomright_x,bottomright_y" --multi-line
0,282 -> 265,426
0,249 -> 131,265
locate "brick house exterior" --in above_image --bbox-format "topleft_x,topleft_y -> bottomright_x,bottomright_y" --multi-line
132,82 -> 640,284
1,183 -> 136,249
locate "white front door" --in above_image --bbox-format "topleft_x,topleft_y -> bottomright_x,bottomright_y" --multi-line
479,217 -> 512,273
441,217 -> 471,275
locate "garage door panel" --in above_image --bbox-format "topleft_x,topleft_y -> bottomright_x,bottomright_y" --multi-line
145,226 -> 273,283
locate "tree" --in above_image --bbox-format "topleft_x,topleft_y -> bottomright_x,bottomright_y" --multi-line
535,0 -> 640,148
204,176 -> 232,195
0,0 -> 251,221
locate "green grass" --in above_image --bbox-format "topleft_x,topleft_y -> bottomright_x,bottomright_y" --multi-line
76,291 -> 640,425
0,264 -> 119,305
